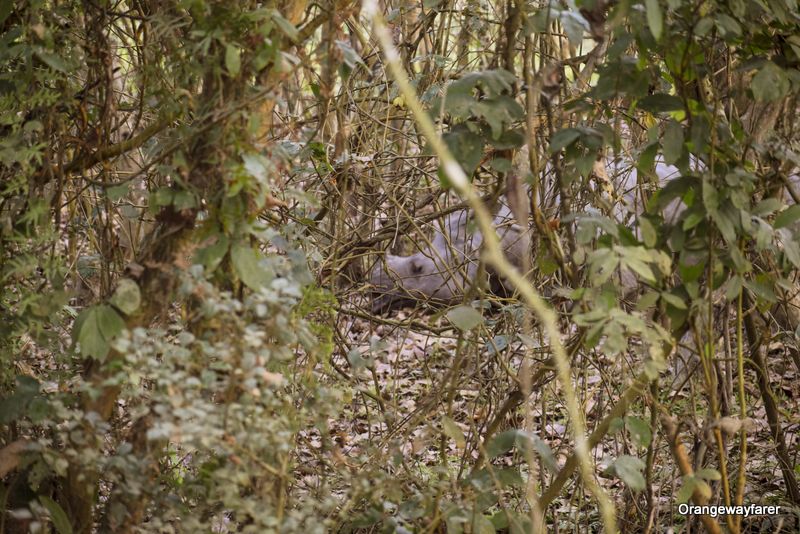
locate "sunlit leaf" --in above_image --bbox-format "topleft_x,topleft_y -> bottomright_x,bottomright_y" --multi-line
610,455 -> 646,492
645,0 -> 663,40
442,416 -> 466,449
446,305 -> 483,331
751,62 -> 790,102
225,44 -> 241,76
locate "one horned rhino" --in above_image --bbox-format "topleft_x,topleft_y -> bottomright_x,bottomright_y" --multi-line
369,206 -> 530,313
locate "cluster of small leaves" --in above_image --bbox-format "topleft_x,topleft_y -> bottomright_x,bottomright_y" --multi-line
431,70 -> 526,180
0,1 -> 80,386
543,0 -> 800,504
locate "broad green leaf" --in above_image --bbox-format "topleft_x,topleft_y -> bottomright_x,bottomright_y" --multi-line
519,432 -> 558,473
707,205 -> 737,244
335,39 -> 367,69
626,416 -> 653,448
472,515 -> 496,534
225,44 -> 241,77
106,182 -> 130,202
696,468 -> 721,481
35,50 -> 68,72
635,290 -> 660,311
676,476 -> 697,504
774,204 -> 800,229
537,253 -> 559,276
729,0 -> 745,17
715,14 -> 741,40
231,244 -> 273,290
0,376 -> 40,424
639,94 -> 683,113
486,430 -> 517,458
549,128 -> 581,153
0,1 -> 12,26
446,305 -> 483,331
753,198 -> 782,217
109,279 -> 141,315
678,259 -> 706,283
194,233 -> 229,272
681,210 -> 706,230
724,275 -> 743,301
441,126 -> 484,181
73,305 -> 125,360
645,0 -> 663,40
39,496 -> 73,534
611,455 -> 646,491
271,10 -> 299,41
777,228 -> 800,268
495,468 -> 525,487
662,121 -> 684,165
661,291 -> 687,310
752,62 -> 790,102
442,416 -> 466,449
744,277 -> 777,304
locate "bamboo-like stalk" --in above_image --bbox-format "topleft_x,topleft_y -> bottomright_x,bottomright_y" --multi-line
365,2 -> 619,531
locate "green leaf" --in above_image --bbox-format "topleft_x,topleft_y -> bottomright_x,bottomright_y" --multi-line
709,208 -> 737,244
39,496 -> 73,534
715,14 -> 741,40
495,468 -> 525,487
635,290 -> 660,311
662,121 -> 684,165
751,62 -> 790,102
724,275 -> 743,301
611,455 -> 646,491
231,244 -> 273,290
486,430 -> 517,458
446,305 -> 483,331
779,229 -> 800,268
661,291 -> 687,310
194,233 -> 229,272
35,50 -> 68,72
442,126 -> 484,181
774,204 -> 800,229
696,468 -> 721,481
549,128 -> 581,153
676,476 -> 697,504
0,0 -> 12,27
645,0 -> 663,40
346,348 -> 371,369
537,253 -> 559,276
106,182 -> 130,202
73,305 -> 125,360
335,39 -> 366,69
625,416 -> 653,448
271,10 -> 299,42
520,433 -> 558,473
753,198 -> 782,217
109,279 -> 141,316
0,376 -> 40,424
639,94 -> 683,113
225,44 -> 241,77
744,277 -> 777,304
472,515 -> 497,534
622,253 -> 657,284
678,259 -> 706,283
442,416 -> 466,449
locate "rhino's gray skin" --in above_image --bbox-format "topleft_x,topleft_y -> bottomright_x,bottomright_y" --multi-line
370,207 -> 529,313
370,159 -> 800,314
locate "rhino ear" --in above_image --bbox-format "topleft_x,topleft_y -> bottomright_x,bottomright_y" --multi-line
410,258 -> 424,274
